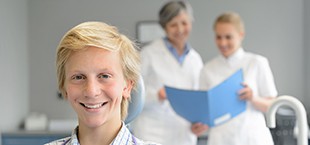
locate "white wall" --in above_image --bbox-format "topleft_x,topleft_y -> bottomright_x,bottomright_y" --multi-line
305,0 -> 310,111
26,0 -> 306,120
0,0 -> 29,131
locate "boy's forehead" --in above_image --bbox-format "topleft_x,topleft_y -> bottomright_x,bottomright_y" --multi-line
71,46 -> 119,57
66,47 -> 122,69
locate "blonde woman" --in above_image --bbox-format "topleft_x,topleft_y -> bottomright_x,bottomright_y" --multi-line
200,12 -> 277,145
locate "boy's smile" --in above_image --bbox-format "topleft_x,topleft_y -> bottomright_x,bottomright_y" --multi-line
64,46 -> 131,128
80,102 -> 107,109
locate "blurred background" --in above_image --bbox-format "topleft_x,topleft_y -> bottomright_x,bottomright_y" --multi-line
0,0 -> 309,144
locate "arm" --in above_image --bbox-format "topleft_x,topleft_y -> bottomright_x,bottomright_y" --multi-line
250,96 -> 275,113
239,57 -> 277,112
141,49 -> 164,106
239,83 -> 276,113
253,57 -> 277,112
199,67 -> 210,90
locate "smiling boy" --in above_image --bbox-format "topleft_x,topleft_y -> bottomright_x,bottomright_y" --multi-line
45,22 -> 159,145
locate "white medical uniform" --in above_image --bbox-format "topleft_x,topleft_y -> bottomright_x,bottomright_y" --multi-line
200,48 -> 277,145
132,39 -> 203,145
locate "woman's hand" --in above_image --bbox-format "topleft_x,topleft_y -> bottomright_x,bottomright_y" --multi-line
191,123 -> 209,136
238,83 -> 253,101
158,87 -> 167,101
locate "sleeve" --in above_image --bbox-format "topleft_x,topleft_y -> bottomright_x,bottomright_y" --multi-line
256,57 -> 278,97
140,48 -> 163,107
199,65 -> 210,90
192,52 -> 204,90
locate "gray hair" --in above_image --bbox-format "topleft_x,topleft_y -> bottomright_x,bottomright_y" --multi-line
159,1 -> 194,28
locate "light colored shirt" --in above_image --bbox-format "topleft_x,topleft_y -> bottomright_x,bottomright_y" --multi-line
45,122 -> 159,145
163,37 -> 190,65
200,48 -> 277,145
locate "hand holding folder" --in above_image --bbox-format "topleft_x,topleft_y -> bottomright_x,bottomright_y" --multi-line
165,69 -> 246,127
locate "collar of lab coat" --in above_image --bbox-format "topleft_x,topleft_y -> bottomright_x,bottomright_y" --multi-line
163,37 -> 191,64
220,48 -> 245,67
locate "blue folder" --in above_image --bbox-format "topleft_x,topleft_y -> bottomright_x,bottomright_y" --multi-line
165,69 -> 246,127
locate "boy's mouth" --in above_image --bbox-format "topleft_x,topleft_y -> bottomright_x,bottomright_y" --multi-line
80,102 -> 108,109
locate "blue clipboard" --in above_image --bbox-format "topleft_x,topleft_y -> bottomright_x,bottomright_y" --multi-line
165,69 -> 246,127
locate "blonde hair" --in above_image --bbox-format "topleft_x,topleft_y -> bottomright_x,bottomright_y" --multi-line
56,21 -> 140,120
213,12 -> 245,33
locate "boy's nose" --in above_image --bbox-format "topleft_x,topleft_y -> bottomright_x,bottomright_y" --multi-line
84,79 -> 101,98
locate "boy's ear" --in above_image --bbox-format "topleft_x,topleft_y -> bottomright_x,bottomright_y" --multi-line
123,80 -> 133,99
240,31 -> 245,41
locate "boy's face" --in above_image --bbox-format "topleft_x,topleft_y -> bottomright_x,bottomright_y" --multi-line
214,22 -> 244,58
64,46 -> 132,128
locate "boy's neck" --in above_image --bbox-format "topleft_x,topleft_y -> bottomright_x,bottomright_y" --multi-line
78,119 -> 122,145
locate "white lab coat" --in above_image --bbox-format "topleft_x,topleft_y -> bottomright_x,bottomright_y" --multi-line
200,48 -> 277,145
131,39 -> 203,145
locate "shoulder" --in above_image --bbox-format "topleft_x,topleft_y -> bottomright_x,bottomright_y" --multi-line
188,48 -> 202,59
245,52 -> 269,66
44,136 -> 71,145
133,136 -> 162,145
141,39 -> 165,54
185,49 -> 203,67
175,44 -> 202,66
115,123 -> 162,145
203,55 -> 222,69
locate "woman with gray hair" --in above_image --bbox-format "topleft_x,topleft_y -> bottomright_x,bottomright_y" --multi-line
131,1 -> 207,145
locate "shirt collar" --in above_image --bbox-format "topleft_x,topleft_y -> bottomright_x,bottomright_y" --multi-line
110,122 -> 134,144
221,48 -> 245,66
68,126 -> 79,145
163,37 -> 191,64
164,37 -> 190,55
68,122 -> 133,145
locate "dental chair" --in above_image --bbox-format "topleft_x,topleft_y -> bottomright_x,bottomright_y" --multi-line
125,76 -> 145,124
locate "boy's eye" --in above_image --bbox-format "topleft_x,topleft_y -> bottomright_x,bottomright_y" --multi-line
216,35 -> 223,40
72,75 -> 85,80
225,35 -> 232,40
99,74 -> 111,79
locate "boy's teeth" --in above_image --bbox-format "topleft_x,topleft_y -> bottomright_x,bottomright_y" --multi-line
85,104 -> 101,109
